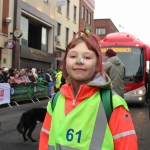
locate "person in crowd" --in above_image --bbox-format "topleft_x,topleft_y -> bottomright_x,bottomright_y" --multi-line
103,49 -> 125,98
20,68 -> 31,84
9,68 -> 17,77
8,76 -> 15,84
12,73 -> 25,84
18,73 -> 26,83
59,65 -> 66,88
54,66 -> 63,92
0,68 -> 4,83
28,70 -> 37,83
2,67 -> 5,74
39,28 -> 138,150
37,68 -> 45,82
7,68 -> 16,84
45,69 -> 53,82
31,68 -> 38,80
37,69 -> 42,78
3,67 -> 9,83
24,66 -> 29,72
51,69 -> 57,82
40,68 -> 46,79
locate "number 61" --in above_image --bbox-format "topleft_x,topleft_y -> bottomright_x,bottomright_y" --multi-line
66,129 -> 82,143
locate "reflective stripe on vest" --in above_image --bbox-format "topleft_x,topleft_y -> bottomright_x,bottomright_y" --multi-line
113,130 -> 136,140
41,127 -> 50,135
48,92 -> 113,150
89,100 -> 107,149
49,144 -> 77,150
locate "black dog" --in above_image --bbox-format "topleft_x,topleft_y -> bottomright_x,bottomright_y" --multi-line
17,108 -> 46,142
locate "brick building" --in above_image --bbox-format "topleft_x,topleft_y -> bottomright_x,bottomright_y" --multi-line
79,0 -> 95,32
94,19 -> 119,40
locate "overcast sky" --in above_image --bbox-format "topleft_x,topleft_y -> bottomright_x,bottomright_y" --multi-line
94,0 -> 150,45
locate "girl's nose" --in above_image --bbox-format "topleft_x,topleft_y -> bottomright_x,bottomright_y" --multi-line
76,57 -> 84,64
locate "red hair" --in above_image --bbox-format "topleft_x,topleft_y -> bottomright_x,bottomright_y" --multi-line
62,29 -> 102,79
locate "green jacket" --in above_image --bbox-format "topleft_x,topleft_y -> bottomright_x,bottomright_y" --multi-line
104,56 -> 125,97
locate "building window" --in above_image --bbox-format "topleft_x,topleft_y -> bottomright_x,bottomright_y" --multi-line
41,27 -> 48,51
66,0 -> 70,18
58,6 -> 61,12
82,6 -> 85,19
88,12 -> 91,25
74,5 -> 77,22
57,23 -> 61,44
57,23 -> 61,36
20,16 -> 29,46
21,16 -> 48,51
73,31 -> 76,37
96,28 -> 106,35
85,9 -> 88,22
66,27 -> 69,47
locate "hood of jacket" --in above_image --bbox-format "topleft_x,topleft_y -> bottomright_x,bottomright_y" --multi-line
107,56 -> 124,66
60,72 -> 112,101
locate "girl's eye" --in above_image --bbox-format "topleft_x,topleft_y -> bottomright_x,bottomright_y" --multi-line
85,57 -> 90,59
70,56 -> 76,58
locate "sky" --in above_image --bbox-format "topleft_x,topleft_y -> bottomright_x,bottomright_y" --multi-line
94,0 -> 150,45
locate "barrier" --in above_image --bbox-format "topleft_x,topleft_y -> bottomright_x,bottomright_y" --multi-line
0,82 -> 56,108
11,83 -> 34,102
0,83 -> 10,105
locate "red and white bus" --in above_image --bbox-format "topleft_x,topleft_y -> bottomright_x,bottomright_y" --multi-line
99,32 -> 150,105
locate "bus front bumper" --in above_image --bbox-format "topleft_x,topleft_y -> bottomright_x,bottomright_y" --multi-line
124,86 -> 146,104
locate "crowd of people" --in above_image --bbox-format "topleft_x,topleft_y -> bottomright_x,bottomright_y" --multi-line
0,66 -> 64,92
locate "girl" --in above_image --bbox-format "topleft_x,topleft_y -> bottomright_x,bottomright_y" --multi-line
39,28 -> 138,150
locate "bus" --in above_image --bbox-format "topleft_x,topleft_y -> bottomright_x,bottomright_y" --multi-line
99,32 -> 150,105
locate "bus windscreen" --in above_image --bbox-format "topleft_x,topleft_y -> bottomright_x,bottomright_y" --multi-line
101,46 -> 144,82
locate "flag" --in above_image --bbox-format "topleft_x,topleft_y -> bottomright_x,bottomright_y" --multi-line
56,0 -> 66,7
119,24 -> 124,28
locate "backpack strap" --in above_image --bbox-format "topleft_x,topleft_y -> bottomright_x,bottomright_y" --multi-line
51,91 -> 60,111
100,89 -> 113,122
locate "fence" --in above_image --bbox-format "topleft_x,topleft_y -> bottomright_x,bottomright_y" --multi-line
0,82 -> 56,108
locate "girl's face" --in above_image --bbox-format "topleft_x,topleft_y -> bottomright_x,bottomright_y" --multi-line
14,74 -> 19,79
28,71 -> 32,76
66,42 -> 98,84
13,69 -> 17,74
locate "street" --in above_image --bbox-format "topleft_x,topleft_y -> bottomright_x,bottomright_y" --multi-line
0,100 -> 48,150
129,103 -> 150,150
0,100 -> 150,150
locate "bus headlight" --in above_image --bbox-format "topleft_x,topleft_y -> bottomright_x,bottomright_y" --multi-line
130,86 -> 146,95
138,90 -> 143,94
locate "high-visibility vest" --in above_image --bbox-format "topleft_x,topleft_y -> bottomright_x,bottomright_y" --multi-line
48,91 -> 129,150
55,71 -> 62,89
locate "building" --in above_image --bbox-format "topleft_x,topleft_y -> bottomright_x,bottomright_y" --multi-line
0,0 -> 96,70
79,0 -> 95,32
0,0 -> 14,68
55,0 -> 79,69
12,0 -> 57,70
94,19 -> 119,40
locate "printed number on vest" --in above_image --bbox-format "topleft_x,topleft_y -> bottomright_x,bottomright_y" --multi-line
66,129 -> 82,143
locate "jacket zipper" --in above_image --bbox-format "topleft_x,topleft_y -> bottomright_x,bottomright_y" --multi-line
70,85 -> 82,106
